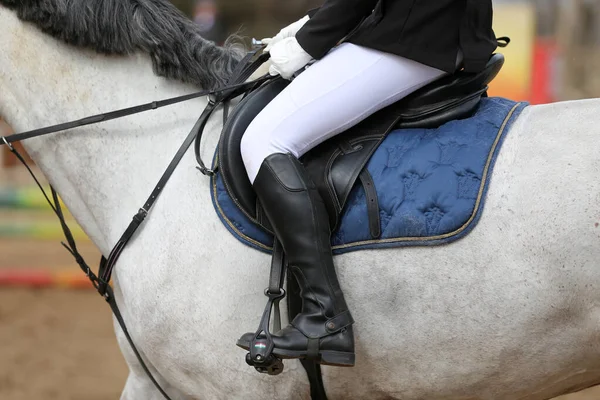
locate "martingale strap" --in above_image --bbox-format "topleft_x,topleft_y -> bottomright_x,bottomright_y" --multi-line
1,48 -> 272,400
97,100 -> 218,295
98,51 -> 272,292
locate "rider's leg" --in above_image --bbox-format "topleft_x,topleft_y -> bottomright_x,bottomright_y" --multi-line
241,43 -> 448,183
238,43 -> 447,365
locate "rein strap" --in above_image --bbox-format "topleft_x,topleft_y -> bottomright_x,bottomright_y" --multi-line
0,53 -> 271,146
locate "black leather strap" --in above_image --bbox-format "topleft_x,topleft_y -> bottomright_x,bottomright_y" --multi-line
2,142 -> 102,288
194,52 -> 272,176
497,36 -> 511,48
99,53 -> 274,290
287,264 -> 329,400
325,310 -> 354,334
269,239 -> 286,332
106,286 -> 173,399
358,170 -> 381,239
97,101 -> 217,294
194,78 -> 271,175
247,237 -> 290,369
255,202 -> 273,233
300,360 -> 328,400
0,80 -> 265,146
307,339 -> 320,361
0,51 -> 270,148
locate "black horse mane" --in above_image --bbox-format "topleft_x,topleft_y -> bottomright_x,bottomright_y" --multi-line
0,0 -> 245,89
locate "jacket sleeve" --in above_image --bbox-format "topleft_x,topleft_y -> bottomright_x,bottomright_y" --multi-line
296,0 -> 379,59
306,7 -> 320,18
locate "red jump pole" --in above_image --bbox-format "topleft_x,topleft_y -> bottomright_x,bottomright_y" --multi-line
0,269 -> 96,289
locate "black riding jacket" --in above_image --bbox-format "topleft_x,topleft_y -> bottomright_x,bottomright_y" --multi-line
296,0 -> 497,73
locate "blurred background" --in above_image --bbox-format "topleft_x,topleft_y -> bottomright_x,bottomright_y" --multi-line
1,0 -> 600,399
170,0 -> 600,104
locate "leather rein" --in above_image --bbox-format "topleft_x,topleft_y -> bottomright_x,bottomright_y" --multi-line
0,49 -> 271,400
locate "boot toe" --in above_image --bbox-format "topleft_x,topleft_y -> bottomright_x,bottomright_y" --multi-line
237,325 -> 354,355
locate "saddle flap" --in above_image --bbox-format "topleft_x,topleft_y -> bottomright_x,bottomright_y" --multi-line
218,78 -> 290,223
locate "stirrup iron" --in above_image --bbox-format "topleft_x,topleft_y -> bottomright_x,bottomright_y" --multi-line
243,239 -> 287,375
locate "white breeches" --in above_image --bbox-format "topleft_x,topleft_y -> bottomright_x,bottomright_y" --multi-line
240,42 -> 449,183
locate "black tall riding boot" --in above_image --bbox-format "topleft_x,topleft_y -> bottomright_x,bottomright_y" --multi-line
237,153 -> 355,366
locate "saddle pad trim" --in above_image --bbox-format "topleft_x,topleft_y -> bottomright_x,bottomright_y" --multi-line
211,100 -> 526,255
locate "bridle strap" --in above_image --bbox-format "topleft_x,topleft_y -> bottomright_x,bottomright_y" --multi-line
1,49 -> 272,400
194,52 -> 271,175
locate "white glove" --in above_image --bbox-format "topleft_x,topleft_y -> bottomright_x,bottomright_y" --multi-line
262,15 -> 310,53
268,37 -> 313,80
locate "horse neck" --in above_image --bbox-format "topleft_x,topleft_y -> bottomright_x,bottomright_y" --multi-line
0,9 -> 217,255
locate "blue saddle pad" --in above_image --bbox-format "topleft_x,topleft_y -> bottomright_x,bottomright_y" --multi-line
211,97 -> 527,255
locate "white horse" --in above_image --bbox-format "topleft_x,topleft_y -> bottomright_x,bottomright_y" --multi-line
1,2 -> 600,399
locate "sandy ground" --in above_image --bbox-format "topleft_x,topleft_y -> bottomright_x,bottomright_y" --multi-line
0,233 -> 129,400
0,289 -> 128,400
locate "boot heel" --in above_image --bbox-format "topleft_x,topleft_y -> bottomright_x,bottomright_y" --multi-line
319,350 -> 355,367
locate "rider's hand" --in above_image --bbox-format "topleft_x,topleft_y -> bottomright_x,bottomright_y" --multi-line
268,37 -> 313,80
262,15 -> 310,53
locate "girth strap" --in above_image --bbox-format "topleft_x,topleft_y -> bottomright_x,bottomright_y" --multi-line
337,140 -> 381,239
358,169 -> 381,239
288,278 -> 328,400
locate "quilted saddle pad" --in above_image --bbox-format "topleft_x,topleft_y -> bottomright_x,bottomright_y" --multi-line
211,97 -> 527,255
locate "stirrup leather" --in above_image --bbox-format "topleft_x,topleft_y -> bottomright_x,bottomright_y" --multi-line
245,239 -> 287,375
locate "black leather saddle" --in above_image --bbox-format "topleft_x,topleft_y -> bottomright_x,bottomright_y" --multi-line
218,53 -> 505,237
